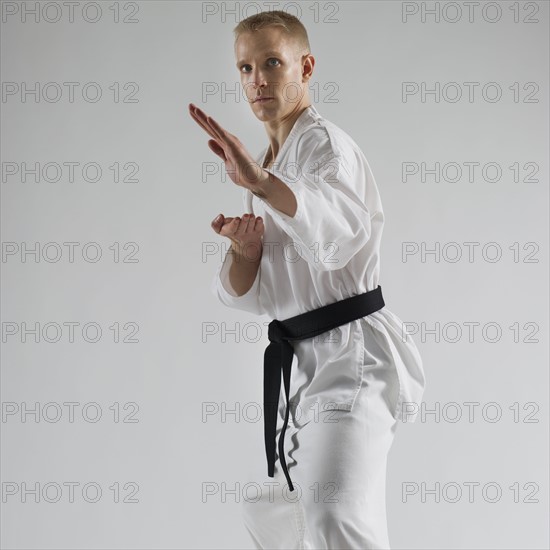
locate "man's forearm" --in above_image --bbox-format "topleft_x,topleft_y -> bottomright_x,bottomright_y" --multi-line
250,170 -> 297,218
228,243 -> 262,296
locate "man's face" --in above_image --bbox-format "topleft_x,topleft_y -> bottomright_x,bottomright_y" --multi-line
234,26 -> 310,121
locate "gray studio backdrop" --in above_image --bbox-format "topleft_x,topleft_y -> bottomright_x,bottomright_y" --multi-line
1,1 -> 548,549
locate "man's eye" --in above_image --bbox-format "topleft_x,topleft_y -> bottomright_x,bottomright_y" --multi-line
240,59 -> 280,73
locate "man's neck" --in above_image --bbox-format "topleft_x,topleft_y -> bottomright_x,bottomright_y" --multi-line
264,102 -> 311,163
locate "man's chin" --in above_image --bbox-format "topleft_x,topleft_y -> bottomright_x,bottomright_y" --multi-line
250,106 -> 279,122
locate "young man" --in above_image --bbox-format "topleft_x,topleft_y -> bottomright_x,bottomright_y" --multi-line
189,10 -> 426,550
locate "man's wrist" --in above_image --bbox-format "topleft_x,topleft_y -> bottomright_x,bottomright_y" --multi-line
247,168 -> 298,218
230,241 -> 263,263
248,169 -> 273,200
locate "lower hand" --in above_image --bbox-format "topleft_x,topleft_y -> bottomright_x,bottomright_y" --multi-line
211,213 -> 264,261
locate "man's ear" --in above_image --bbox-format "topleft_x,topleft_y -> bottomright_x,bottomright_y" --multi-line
302,54 -> 315,81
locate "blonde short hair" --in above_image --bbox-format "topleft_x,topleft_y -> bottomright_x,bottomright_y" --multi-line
233,10 -> 311,58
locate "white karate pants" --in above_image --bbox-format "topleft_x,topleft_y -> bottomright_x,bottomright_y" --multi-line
241,358 -> 399,550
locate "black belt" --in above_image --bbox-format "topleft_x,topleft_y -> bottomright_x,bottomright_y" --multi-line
263,285 -> 385,491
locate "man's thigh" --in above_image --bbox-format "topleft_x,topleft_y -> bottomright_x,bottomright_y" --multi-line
240,361 -> 399,549
291,369 -> 395,482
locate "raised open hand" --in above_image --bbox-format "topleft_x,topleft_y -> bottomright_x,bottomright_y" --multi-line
189,103 -> 267,190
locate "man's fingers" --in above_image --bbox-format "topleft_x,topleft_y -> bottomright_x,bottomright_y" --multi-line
244,214 -> 255,232
191,104 -> 234,147
234,215 -> 247,235
218,217 -> 239,237
212,212 -> 263,238
207,115 -> 233,143
189,104 -> 226,145
189,112 -> 217,142
237,214 -> 250,234
207,139 -> 227,161
189,104 -> 219,142
211,213 -> 224,233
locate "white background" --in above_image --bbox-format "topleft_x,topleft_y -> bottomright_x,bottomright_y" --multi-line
1,1 -> 548,548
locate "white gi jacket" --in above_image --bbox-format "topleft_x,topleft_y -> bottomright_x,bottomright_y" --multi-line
211,104 -> 425,424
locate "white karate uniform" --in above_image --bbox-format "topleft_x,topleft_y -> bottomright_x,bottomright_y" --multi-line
211,104 -> 426,549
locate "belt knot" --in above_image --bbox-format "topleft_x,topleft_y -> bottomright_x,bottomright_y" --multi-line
268,319 -> 286,344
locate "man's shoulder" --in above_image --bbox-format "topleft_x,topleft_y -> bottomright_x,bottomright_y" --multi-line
296,111 -> 361,158
296,112 -> 363,169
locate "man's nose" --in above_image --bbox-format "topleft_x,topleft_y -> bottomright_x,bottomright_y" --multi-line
244,80 -> 266,102
248,68 -> 269,88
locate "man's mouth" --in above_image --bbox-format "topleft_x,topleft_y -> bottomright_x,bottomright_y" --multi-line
254,97 -> 274,103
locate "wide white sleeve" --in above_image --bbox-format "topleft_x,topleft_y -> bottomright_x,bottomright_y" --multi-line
259,151 -> 371,271
210,248 -> 264,315
210,188 -> 265,315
